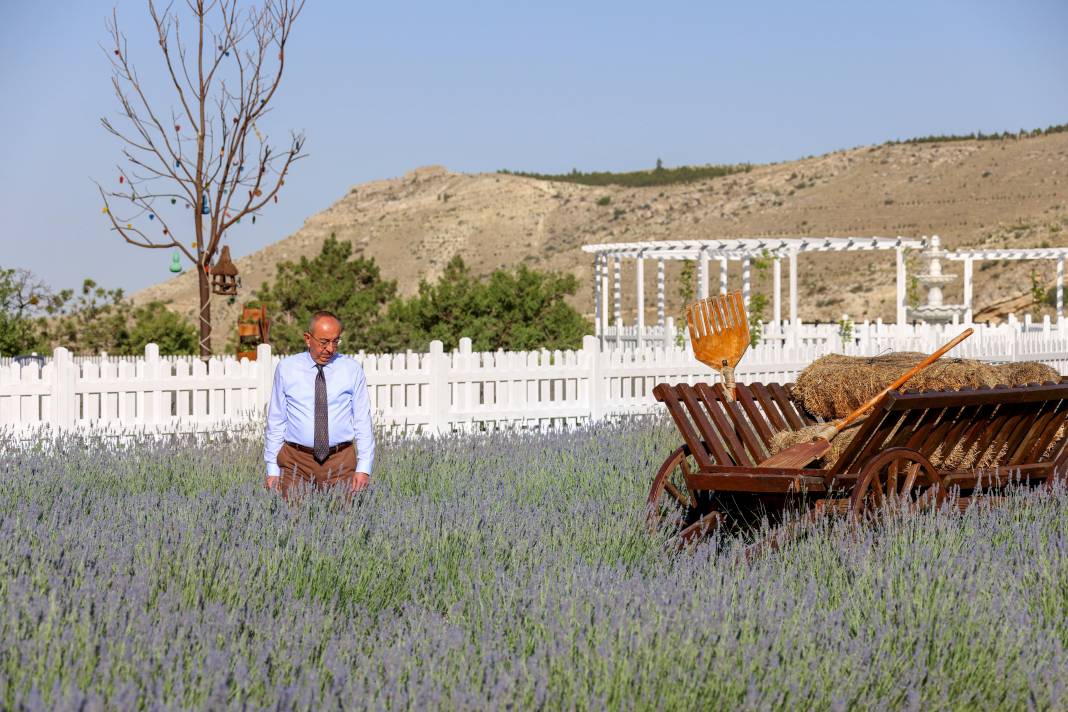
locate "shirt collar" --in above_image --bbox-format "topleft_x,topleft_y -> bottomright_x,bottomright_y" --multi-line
304,351 -> 340,369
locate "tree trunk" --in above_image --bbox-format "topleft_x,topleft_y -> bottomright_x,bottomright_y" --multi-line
197,266 -> 212,358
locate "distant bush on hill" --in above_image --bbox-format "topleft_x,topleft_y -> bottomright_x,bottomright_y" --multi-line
886,122 -> 1068,146
498,161 -> 752,188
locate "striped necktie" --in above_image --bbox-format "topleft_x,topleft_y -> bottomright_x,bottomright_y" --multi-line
313,364 -> 329,461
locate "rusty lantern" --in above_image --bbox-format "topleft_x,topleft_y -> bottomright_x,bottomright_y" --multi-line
210,245 -> 241,296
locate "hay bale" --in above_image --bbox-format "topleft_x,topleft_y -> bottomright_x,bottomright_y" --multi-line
995,361 -> 1061,387
792,352 -> 1057,421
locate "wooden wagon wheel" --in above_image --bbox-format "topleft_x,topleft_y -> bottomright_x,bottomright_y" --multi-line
849,447 -> 946,518
646,445 -> 722,543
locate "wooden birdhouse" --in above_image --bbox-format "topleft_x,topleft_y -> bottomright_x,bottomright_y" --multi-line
210,245 -> 241,296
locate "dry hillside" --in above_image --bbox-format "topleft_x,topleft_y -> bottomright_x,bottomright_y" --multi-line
135,132 -> 1068,338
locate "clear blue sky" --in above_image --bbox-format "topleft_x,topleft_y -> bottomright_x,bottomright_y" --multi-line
1,0 -> 1066,295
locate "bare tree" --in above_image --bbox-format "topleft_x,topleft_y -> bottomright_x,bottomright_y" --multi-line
98,0 -> 306,357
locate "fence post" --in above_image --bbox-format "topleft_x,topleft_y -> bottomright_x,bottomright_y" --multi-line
584,335 -> 605,421
50,347 -> 76,428
427,340 -> 450,434
256,344 -> 274,414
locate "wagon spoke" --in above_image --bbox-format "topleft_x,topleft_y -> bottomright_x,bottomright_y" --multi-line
663,481 -> 692,509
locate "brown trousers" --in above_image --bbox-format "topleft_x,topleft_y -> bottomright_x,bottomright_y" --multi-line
275,443 -> 358,500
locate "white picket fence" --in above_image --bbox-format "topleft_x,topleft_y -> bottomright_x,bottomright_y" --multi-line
2,323 -> 1068,438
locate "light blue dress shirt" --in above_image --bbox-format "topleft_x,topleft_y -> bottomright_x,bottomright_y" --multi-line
264,351 -> 375,477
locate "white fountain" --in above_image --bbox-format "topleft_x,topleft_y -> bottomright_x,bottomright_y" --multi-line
908,235 -> 966,324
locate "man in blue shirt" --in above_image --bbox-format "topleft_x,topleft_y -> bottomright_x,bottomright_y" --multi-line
264,310 -> 375,498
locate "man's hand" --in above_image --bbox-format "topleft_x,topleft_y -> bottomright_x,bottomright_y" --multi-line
351,472 -> 371,492
265,474 -> 280,492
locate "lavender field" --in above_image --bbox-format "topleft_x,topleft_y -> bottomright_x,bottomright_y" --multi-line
2,420 -> 1068,710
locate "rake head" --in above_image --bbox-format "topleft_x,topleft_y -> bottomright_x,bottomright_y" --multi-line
686,291 -> 750,373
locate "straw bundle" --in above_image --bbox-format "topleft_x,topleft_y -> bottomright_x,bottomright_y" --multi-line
792,353 -> 1060,421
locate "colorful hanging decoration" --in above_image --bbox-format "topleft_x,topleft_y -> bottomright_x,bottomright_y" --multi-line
201,194 -> 209,215
148,213 -> 155,220
191,241 -> 197,248
273,195 -> 278,203
163,228 -> 169,235
126,223 -> 132,228
251,216 -> 256,224
169,253 -> 182,273
171,198 -> 177,204
118,175 -> 124,184
114,49 -> 120,56
102,207 -> 108,214
254,188 -> 262,197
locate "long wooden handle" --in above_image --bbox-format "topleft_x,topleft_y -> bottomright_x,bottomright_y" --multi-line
833,327 -> 974,433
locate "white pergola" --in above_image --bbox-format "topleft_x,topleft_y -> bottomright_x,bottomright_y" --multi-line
582,236 -> 925,340
943,248 -> 1068,322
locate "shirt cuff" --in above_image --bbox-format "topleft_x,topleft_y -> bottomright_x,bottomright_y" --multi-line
355,459 -> 373,475
266,463 -> 281,477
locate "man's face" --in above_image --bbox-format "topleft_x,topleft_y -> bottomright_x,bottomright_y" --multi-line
303,317 -> 342,365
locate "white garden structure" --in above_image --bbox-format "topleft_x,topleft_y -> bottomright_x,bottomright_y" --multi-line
584,236 -> 1068,348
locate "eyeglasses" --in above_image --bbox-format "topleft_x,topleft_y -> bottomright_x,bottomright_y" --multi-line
308,336 -> 341,348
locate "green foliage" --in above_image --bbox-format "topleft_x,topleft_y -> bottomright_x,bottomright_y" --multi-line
252,234 -> 399,354
675,261 -> 696,347
885,122 -> 1068,146
379,256 -> 590,352
0,267 -> 50,356
37,279 -> 197,356
747,293 -> 768,347
596,196 -> 612,206
129,302 -> 198,354
838,314 -> 855,349
253,237 -> 591,354
498,162 -> 753,188
1030,269 -> 1050,318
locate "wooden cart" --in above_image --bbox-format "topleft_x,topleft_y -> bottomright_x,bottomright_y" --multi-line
649,380 -> 1068,546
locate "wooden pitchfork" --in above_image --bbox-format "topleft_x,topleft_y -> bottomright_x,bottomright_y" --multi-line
686,291 -> 750,399
760,327 -> 974,469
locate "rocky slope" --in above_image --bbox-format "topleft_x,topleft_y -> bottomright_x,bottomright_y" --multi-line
134,132 -> 1068,338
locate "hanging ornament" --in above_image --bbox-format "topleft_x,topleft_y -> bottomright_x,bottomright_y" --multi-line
171,198 -> 177,205
118,175 -> 124,184
169,253 -> 182,273
175,159 -> 180,168
101,207 -> 109,214
254,188 -> 262,196
191,241 -> 198,248
175,124 -> 180,132
114,49 -> 120,56
163,228 -> 169,235
236,218 -> 241,224
201,194 -> 210,215
148,213 -> 155,220
273,195 -> 278,203
224,50 -> 230,57
126,223 -> 132,228
233,117 -> 238,124
251,216 -> 256,224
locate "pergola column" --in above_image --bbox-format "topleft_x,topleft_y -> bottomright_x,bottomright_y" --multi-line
719,257 -> 728,295
1058,258 -> 1065,320
895,247 -> 907,326
773,257 -> 782,331
656,258 -> 665,326
612,255 -> 622,327
594,254 -> 603,336
636,254 -> 645,348
963,257 -> 973,323
698,249 -> 709,299
741,256 -> 751,309
789,250 -> 798,329
600,255 -> 610,336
